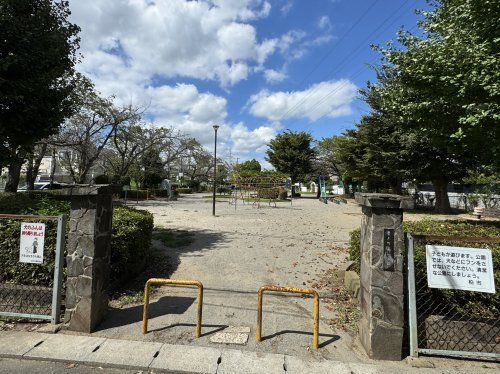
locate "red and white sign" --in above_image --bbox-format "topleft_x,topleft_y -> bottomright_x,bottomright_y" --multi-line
19,222 -> 45,264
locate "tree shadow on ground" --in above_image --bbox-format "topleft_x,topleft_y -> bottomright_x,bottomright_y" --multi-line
96,228 -> 225,332
97,295 -> 195,330
148,322 -> 229,337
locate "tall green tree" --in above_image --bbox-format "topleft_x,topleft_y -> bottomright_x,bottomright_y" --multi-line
363,0 -> 499,212
266,131 -> 315,191
234,159 -> 261,173
311,0 -> 499,208
0,0 -> 80,191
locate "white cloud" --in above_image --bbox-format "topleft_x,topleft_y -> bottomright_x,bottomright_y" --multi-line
318,15 -> 331,30
264,69 -> 287,83
70,0 -> 287,87
230,122 -> 281,153
280,1 -> 293,16
98,80 -> 277,157
248,79 -> 358,121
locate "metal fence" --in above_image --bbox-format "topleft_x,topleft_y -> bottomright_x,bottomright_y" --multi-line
406,233 -> 500,361
0,214 -> 66,324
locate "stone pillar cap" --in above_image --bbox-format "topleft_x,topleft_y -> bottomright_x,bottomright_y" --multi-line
355,192 -> 414,209
60,184 -> 112,196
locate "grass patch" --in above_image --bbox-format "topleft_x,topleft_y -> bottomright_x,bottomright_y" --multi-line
153,227 -> 195,248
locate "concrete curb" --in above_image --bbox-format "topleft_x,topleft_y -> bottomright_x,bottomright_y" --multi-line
0,331 -> 488,374
0,331 -> 357,373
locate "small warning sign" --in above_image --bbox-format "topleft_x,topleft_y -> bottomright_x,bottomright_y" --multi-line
19,222 -> 45,264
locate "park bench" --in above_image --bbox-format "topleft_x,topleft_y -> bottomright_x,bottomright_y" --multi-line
472,207 -> 500,220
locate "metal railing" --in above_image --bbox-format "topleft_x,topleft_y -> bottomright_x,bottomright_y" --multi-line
142,278 -> 204,337
406,233 -> 500,361
256,285 -> 320,349
0,214 -> 66,324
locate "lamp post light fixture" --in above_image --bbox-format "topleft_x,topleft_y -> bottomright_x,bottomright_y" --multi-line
212,125 -> 219,216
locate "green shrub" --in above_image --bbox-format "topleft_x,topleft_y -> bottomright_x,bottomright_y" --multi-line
0,193 -> 153,290
177,188 -> 192,194
348,229 -> 361,272
93,174 -> 110,184
110,206 -> 154,286
0,194 -> 69,286
120,189 -> 149,199
151,189 -> 170,198
217,186 -> 230,194
348,219 -> 500,318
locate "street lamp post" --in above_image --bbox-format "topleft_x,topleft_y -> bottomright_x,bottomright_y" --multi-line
212,125 -> 219,216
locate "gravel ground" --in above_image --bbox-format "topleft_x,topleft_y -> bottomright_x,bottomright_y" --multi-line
92,194 -> 363,362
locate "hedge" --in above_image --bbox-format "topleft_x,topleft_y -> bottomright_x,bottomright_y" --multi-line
0,193 -> 153,289
120,189 -> 172,199
120,189 -> 149,200
348,219 -> 500,318
110,206 -> 154,286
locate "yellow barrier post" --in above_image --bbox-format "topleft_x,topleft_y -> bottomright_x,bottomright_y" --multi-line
256,285 -> 320,349
142,278 -> 204,338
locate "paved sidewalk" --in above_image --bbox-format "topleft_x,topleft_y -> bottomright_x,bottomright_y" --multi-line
0,331 -> 497,373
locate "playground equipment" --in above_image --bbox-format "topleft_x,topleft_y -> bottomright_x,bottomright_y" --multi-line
318,176 -> 348,205
230,174 -> 291,209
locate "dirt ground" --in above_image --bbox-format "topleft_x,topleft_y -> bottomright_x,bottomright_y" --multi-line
94,194 -> 363,362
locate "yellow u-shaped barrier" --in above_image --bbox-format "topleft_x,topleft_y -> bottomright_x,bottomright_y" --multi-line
256,285 -> 320,349
142,278 -> 204,337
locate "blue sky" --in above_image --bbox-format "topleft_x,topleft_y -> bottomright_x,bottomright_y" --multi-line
69,0 -> 427,167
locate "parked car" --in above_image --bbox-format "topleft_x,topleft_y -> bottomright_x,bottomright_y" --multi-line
17,182 -> 69,191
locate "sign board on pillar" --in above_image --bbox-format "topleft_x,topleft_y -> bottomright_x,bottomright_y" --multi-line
426,245 -> 495,294
383,229 -> 395,271
19,222 -> 45,264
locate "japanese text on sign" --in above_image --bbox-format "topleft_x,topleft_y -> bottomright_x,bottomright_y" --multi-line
19,222 -> 45,264
426,245 -> 495,294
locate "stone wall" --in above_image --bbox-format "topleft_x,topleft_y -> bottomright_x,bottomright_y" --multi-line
63,186 -> 113,332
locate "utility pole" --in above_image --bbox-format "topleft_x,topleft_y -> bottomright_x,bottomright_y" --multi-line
212,125 -> 219,216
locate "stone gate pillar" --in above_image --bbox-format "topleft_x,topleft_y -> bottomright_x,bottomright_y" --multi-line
355,193 -> 413,360
63,186 -> 113,332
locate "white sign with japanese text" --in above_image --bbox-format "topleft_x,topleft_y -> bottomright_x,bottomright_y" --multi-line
426,245 -> 495,294
19,222 -> 45,264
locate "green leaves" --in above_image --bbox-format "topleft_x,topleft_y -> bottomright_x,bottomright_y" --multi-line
0,0 -> 80,164
265,131 -> 315,183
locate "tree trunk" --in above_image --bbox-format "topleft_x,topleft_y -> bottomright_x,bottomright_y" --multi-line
26,153 -> 35,191
343,178 -> 351,196
433,176 -> 451,214
4,158 -> 23,192
26,144 -> 48,190
391,180 -> 403,195
49,148 -> 56,188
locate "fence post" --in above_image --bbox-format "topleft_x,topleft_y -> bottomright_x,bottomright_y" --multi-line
406,234 -> 419,357
63,185 -> 113,333
355,193 -> 414,360
51,214 -> 67,324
